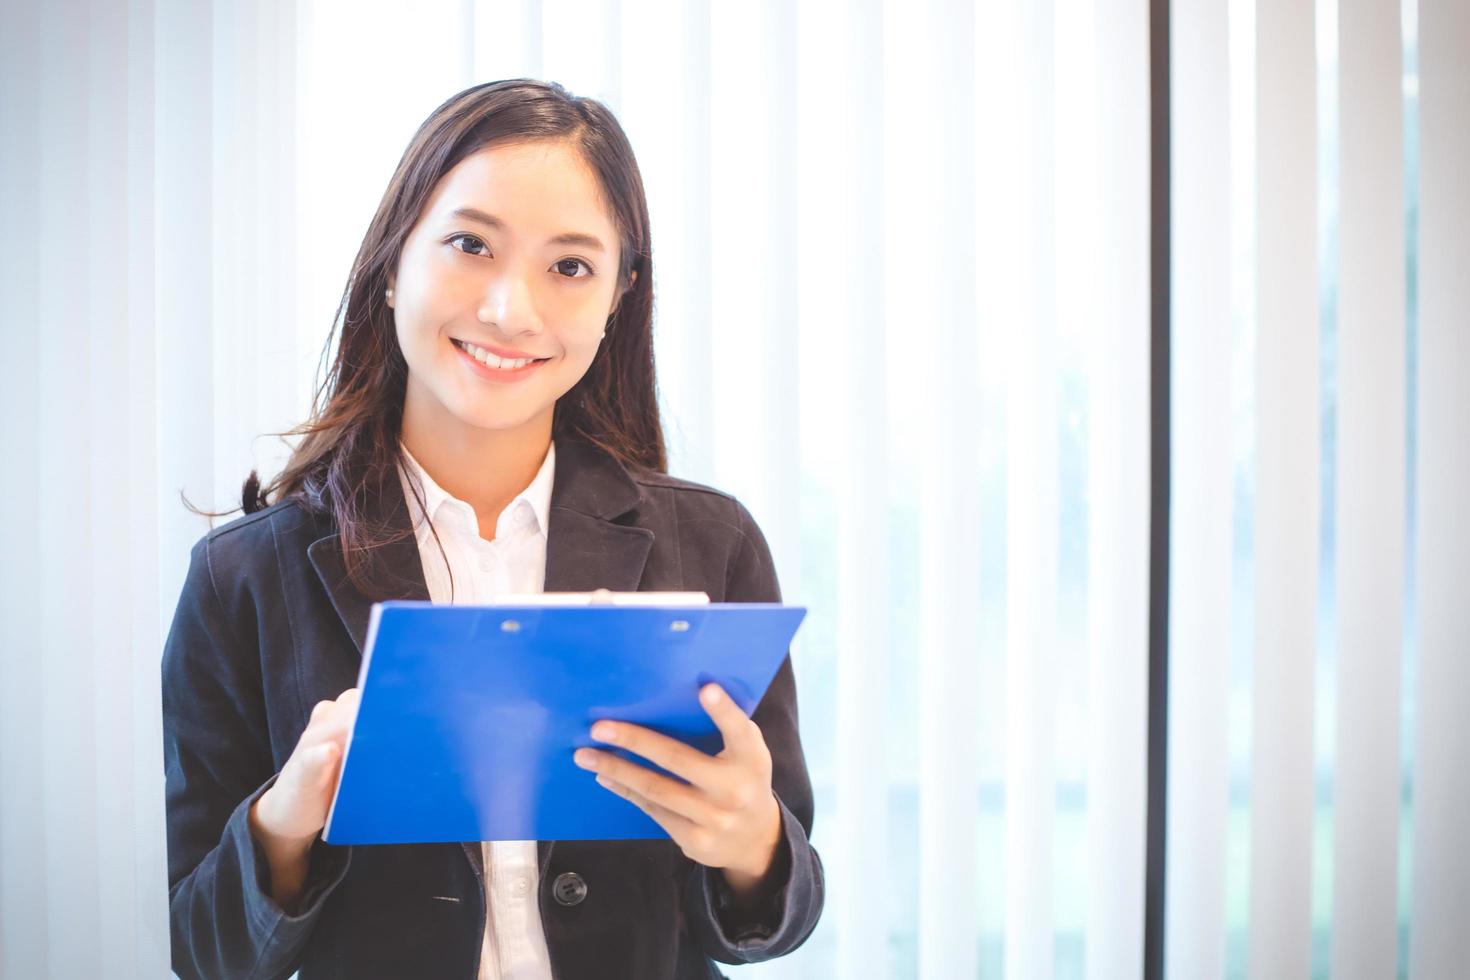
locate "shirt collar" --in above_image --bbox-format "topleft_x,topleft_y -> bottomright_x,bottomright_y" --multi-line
519,441 -> 556,535
397,440 -> 557,540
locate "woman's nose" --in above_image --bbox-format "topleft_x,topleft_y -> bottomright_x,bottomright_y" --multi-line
477,268 -> 543,334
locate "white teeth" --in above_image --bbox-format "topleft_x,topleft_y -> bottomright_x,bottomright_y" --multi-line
456,340 -> 537,370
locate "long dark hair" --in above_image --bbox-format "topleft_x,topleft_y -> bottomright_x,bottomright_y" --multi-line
195,79 -> 665,597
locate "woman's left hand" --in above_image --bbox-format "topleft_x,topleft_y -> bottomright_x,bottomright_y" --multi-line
573,682 -> 784,895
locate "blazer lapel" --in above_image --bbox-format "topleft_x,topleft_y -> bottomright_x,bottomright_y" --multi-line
306,468 -> 429,658
543,437 -> 653,593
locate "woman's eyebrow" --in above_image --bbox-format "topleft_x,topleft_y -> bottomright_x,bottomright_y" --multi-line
448,206 -> 607,253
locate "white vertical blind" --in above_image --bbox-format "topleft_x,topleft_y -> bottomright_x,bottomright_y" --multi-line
38,3 -> 101,978
667,0 -> 715,483
0,1 -> 1158,977
1250,0 -> 1320,976
1169,0 -> 1470,975
89,0 -> 143,970
1004,0 -> 1061,970
915,0 -> 982,973
124,0 -> 168,970
1332,0 -> 1406,976
1410,0 -> 1470,976
972,0 -> 1028,974
1167,0 -> 1236,974
0,6 -> 47,978
1087,0 -> 1152,975
755,0 -> 801,616
827,0 -> 892,973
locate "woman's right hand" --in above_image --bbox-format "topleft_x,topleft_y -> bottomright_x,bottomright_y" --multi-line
249,687 -> 360,849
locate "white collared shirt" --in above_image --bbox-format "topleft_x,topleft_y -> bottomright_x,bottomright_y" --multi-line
396,440 -> 557,980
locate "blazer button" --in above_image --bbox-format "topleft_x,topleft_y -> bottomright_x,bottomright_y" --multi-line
552,871 -> 587,907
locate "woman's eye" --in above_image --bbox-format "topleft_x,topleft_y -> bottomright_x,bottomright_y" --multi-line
554,258 -> 593,279
448,233 -> 490,257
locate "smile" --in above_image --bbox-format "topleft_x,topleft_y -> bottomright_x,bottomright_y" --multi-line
451,338 -> 550,371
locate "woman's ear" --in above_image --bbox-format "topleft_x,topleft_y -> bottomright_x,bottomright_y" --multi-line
609,269 -> 637,318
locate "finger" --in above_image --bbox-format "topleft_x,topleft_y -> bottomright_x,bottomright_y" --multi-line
576,748 -> 725,827
588,720 -> 722,789
284,740 -> 340,792
296,697 -> 360,752
327,694 -> 361,732
310,698 -> 333,722
322,688 -> 361,728
294,714 -> 355,758
306,688 -> 359,726
595,773 -> 699,840
698,683 -> 762,758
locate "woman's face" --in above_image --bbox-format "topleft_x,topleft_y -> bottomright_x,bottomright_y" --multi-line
388,140 -> 630,438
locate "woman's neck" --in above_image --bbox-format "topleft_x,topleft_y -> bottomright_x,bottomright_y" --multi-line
398,388 -> 554,540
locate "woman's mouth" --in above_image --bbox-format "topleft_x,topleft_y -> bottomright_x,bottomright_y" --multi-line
451,338 -> 551,380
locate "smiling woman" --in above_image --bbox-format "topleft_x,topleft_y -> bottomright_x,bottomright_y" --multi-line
161,78 -> 824,980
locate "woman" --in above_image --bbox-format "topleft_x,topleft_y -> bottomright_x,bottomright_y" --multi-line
162,78 -> 823,980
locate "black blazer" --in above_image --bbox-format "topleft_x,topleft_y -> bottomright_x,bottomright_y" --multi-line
161,437 -> 825,980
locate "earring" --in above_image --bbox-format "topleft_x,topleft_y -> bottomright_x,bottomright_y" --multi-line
385,287 -> 395,302
600,330 -> 606,339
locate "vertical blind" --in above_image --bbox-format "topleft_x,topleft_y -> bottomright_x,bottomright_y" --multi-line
1168,1 -> 1469,979
1408,0 -> 1470,976
2,0 -> 1462,978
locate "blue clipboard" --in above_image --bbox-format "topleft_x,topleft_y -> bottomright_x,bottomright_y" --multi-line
322,600 -> 806,845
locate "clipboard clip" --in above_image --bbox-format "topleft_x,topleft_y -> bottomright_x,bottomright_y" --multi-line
483,590 -> 712,640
